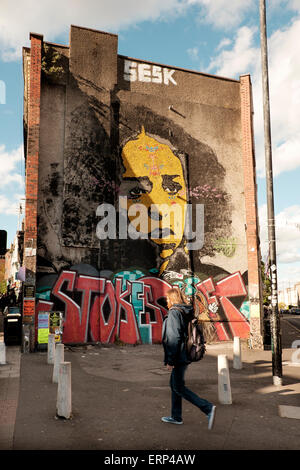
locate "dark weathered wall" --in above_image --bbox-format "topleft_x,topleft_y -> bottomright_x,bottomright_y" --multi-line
26,26 -> 262,346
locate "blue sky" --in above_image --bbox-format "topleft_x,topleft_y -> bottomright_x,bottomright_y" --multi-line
0,0 -> 300,289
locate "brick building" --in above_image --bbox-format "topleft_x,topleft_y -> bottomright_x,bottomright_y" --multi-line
22,25 -> 263,351
278,283 -> 300,308
0,230 -> 7,294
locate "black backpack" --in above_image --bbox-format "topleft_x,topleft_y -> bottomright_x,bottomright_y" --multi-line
174,307 -> 206,362
185,317 -> 206,362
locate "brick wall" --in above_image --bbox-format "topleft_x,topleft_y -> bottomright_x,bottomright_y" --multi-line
23,33 -> 43,351
240,74 -> 264,349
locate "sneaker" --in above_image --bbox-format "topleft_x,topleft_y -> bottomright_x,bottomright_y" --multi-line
161,416 -> 183,425
207,405 -> 216,430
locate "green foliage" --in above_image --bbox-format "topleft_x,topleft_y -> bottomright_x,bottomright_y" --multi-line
0,279 -> 6,294
0,261 -> 6,294
41,44 -> 64,78
278,302 -> 286,310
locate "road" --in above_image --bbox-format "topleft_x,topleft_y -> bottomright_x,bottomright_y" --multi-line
283,314 -> 300,330
280,314 -> 300,348
281,314 -> 300,331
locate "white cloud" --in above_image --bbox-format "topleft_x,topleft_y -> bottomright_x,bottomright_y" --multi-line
187,0 -> 255,29
207,26 -> 258,76
259,204 -> 300,284
0,194 -> 22,215
0,144 -> 24,186
0,0 -> 190,61
251,17 -> 300,178
187,46 -> 199,61
0,145 -> 24,216
206,15 -> 300,179
286,0 -> 300,12
259,17 -> 300,177
0,0 -> 262,62
277,262 -> 300,288
216,37 -> 232,50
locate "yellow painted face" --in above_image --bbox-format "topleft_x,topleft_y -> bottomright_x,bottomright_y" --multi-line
119,128 -> 187,261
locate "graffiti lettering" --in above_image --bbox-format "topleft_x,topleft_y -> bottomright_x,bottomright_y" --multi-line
51,271 -> 81,343
36,270 -> 249,345
124,60 -> 177,85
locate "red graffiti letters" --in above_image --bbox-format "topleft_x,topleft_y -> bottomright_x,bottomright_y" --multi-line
36,270 -> 249,344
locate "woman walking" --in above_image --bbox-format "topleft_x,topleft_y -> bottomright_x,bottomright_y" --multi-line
161,288 -> 216,429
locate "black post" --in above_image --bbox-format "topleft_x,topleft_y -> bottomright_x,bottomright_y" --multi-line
259,0 -> 282,385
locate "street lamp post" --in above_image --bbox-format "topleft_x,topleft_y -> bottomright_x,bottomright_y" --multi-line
259,0 -> 282,385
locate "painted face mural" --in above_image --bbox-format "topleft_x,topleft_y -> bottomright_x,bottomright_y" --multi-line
119,128 -> 187,273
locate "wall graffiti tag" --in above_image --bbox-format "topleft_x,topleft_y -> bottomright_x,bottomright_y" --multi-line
36,268 -> 250,345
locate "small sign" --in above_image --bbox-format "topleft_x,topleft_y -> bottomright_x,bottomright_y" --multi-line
38,313 -> 49,329
38,328 -> 49,344
37,311 -> 63,344
25,247 -> 36,257
23,298 -> 35,316
24,285 -> 35,299
37,312 -> 49,345
23,315 -> 34,324
50,311 -> 63,343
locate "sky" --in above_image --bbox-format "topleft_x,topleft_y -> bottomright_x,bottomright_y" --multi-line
0,0 -> 300,291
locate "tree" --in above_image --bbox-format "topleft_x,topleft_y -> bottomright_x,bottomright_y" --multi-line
0,279 -> 6,294
0,261 -> 6,294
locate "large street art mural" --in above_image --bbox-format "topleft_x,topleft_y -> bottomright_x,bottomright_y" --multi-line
37,96 -> 250,345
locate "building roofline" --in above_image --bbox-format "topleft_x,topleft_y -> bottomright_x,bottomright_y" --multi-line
43,40 -> 70,49
29,32 -> 44,40
70,24 -> 118,38
25,25 -> 247,83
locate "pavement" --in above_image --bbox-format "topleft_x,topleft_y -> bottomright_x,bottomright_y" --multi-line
0,315 -> 300,455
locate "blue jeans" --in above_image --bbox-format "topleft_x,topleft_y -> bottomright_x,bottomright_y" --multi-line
170,364 -> 212,422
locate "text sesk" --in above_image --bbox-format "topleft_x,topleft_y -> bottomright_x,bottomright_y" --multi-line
124,60 -> 177,85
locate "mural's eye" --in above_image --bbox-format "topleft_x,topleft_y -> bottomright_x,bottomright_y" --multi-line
164,187 -> 178,195
163,182 -> 182,195
162,175 -> 183,196
128,187 -> 145,199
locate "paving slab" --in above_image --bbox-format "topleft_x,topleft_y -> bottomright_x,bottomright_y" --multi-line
278,405 -> 300,420
0,314 -> 299,452
9,342 -> 300,451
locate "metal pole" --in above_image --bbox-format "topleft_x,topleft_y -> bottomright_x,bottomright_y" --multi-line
259,0 -> 282,385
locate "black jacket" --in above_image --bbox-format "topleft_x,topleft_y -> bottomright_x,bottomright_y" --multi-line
162,303 -> 194,366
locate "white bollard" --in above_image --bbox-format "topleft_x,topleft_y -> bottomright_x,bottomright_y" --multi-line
233,336 -> 243,369
22,325 -> 30,354
52,343 -> 64,383
56,361 -> 72,419
47,334 -> 55,364
0,341 -> 6,365
218,354 -> 232,405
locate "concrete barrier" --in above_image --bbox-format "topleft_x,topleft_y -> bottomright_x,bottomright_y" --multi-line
233,336 -> 243,369
56,361 -> 72,419
52,343 -> 64,383
0,341 -> 6,365
47,334 -> 55,365
218,354 -> 232,404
